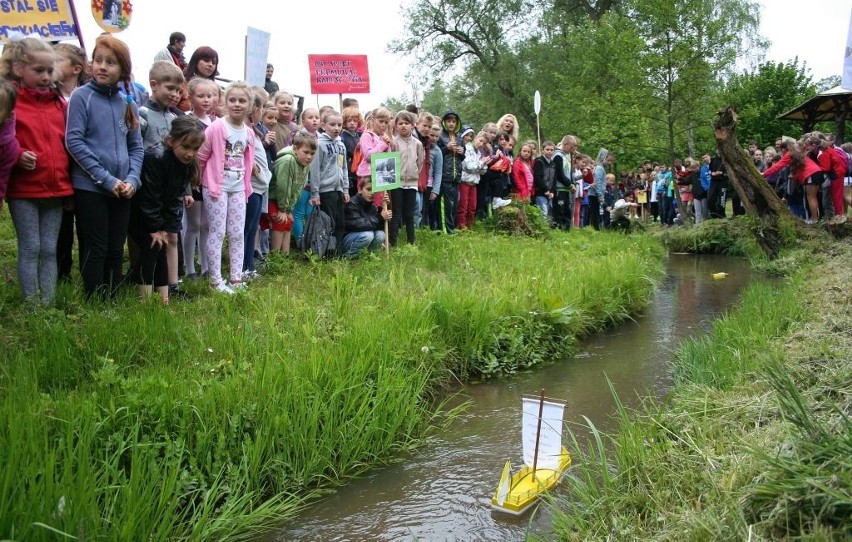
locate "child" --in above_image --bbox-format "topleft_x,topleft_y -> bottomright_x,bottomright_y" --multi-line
53,42 -> 87,100
53,43 -> 87,280
1,37 -> 74,304
243,90 -> 273,278
197,81 -> 256,294
309,110 -> 350,250
391,110 -> 425,245
271,91 -> 297,150
300,107 -> 321,138
182,77 -> 218,279
355,107 -> 396,204
412,111 -> 434,228
458,128 -> 488,229
438,110 -> 464,233
487,131 -> 514,210
533,140 -> 557,218
262,104 -> 279,133
270,133 -> 317,253
0,80 -> 18,209
341,179 -> 392,257
65,34 -> 143,299
139,60 -> 185,296
341,106 -> 363,197
511,141 -> 535,201
130,116 -> 204,303
427,124 -> 443,230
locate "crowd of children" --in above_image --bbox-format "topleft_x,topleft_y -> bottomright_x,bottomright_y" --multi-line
1,33 -> 848,305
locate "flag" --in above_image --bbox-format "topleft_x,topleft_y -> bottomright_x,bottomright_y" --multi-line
843,6 -> 852,90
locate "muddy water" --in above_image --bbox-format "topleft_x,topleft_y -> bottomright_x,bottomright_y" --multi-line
269,254 -> 756,541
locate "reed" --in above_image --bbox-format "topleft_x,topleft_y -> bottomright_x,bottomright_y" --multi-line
0,212 -> 662,540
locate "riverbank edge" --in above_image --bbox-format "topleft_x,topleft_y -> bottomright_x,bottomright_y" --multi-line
0,223 -> 665,541
543,223 -> 851,540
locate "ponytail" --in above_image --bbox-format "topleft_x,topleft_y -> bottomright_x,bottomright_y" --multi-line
123,86 -> 139,130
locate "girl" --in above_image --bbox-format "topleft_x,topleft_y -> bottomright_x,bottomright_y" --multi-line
299,107 -> 321,138
458,129 -> 490,229
177,46 -> 219,112
391,110 -> 425,244
197,81 -> 255,294
53,43 -> 87,100
0,80 -> 18,208
270,133 -> 316,253
130,116 -> 204,303
341,106 -> 363,197
763,138 -> 825,224
182,77 -> 218,279
65,34 -> 143,299
355,107 -> 396,198
511,141 -> 535,201
271,90 -> 297,151
1,37 -> 73,304
243,91 -> 272,278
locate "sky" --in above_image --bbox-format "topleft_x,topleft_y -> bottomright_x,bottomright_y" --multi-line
41,0 -> 852,109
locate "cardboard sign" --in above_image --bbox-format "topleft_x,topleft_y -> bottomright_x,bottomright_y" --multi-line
308,54 -> 370,95
245,26 -> 271,87
0,0 -> 79,41
91,0 -> 131,33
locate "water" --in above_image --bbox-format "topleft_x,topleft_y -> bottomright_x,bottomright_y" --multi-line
267,254 -> 756,541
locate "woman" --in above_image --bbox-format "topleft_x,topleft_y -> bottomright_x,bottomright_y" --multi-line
176,46 -> 219,112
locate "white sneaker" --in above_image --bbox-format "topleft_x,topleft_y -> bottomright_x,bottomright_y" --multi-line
493,197 -> 512,210
212,282 -> 234,295
229,281 -> 248,292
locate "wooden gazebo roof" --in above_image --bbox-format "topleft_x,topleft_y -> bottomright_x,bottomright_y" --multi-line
777,86 -> 852,139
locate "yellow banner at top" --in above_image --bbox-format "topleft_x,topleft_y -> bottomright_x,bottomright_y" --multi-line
0,0 -> 79,41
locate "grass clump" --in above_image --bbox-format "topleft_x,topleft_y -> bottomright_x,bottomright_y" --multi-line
0,211 -> 663,540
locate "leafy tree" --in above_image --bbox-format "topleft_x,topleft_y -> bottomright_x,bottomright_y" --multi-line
723,59 -> 816,146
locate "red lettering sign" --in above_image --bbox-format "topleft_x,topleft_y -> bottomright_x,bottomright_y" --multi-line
308,54 -> 370,95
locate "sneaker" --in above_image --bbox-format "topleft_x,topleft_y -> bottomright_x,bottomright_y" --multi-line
805,219 -> 815,225
229,281 -> 248,292
169,284 -> 191,299
493,197 -> 512,210
241,270 -> 259,282
212,282 -> 234,295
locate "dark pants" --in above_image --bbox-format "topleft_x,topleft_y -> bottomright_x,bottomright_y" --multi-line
552,190 -> 573,230
588,195 -> 602,230
319,191 -> 345,253
708,180 -> 726,219
128,223 -> 168,287
56,206 -> 75,280
75,190 -> 130,299
243,192 -> 263,272
389,188 -> 416,245
426,188 -> 441,230
441,182 -> 459,233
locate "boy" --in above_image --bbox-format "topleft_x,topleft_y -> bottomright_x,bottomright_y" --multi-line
392,110 -> 425,245
534,140 -> 557,223
309,111 -> 349,252
438,110 -> 464,233
270,133 -> 317,253
413,111 -> 434,228
342,179 -> 392,257
427,124 -> 444,230
609,192 -> 638,232
137,60 -> 186,297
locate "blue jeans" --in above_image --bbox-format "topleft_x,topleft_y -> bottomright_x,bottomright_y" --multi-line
414,191 -> 423,228
535,195 -> 551,217
291,188 -> 314,243
341,230 -> 385,257
243,192 -> 263,272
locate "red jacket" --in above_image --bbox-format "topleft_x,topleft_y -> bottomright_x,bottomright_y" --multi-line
818,148 -> 845,183
762,151 -> 824,185
8,84 -> 73,199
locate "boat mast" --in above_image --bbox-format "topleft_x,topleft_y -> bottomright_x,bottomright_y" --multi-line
531,388 -> 545,478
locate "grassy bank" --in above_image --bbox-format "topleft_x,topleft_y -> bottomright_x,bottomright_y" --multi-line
0,213 -> 663,541
545,222 -> 851,540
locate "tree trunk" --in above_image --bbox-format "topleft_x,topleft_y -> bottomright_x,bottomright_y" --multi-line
714,106 -> 791,257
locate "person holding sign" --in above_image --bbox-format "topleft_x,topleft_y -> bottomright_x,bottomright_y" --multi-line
341,179 -> 391,258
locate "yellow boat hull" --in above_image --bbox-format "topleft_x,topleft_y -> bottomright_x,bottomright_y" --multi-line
490,447 -> 572,516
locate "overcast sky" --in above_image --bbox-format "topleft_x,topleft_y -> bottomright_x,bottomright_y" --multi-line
65,0 -> 852,110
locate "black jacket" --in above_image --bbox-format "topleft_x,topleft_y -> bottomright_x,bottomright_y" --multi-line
133,145 -> 192,232
344,193 -> 385,232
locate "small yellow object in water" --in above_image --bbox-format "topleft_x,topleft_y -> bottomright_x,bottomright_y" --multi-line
712,272 -> 729,280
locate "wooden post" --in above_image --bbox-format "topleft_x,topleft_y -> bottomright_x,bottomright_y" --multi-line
382,199 -> 390,254
531,388 -> 545,480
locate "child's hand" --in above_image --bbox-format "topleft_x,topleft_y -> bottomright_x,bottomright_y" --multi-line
429,192 -> 438,201
309,196 -> 320,206
110,181 -> 124,198
150,231 -> 168,249
381,208 -> 392,221
343,193 -> 350,204
118,181 -> 135,199
18,151 -> 37,170
275,211 -> 287,224
183,195 -> 194,207
265,131 -> 276,145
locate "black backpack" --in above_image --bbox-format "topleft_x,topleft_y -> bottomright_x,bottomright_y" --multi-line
299,209 -> 336,258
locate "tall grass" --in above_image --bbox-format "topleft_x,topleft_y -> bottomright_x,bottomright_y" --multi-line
0,213 -> 663,540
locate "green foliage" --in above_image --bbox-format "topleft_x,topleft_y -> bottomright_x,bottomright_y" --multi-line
722,59 -> 816,146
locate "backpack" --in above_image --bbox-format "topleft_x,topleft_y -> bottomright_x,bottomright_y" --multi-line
299,209 -> 336,258
349,143 -> 363,175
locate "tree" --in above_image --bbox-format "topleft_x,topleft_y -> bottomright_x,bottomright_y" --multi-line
723,59 -> 816,146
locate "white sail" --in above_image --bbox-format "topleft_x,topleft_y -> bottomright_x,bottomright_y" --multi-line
521,396 -> 565,471
495,460 -> 512,506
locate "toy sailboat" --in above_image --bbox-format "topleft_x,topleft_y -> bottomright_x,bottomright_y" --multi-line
491,390 -> 572,516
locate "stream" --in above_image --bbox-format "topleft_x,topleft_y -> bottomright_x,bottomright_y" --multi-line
267,254 -> 757,541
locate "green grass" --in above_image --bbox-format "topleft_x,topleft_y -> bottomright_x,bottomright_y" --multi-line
542,233 -> 852,541
0,213 -> 663,540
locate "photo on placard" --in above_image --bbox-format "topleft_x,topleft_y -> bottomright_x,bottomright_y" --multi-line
371,152 -> 401,191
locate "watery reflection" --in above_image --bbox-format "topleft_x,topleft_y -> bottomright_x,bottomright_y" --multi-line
268,254 -> 757,541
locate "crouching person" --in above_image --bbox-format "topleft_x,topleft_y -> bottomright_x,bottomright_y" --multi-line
341,179 -> 392,257
608,192 -> 638,232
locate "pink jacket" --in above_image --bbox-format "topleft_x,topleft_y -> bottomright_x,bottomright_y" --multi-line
197,118 -> 255,199
356,130 -> 391,178
512,158 -> 534,200
0,114 -> 19,205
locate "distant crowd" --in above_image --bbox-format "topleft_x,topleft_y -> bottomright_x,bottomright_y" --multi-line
1,30 -> 849,306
